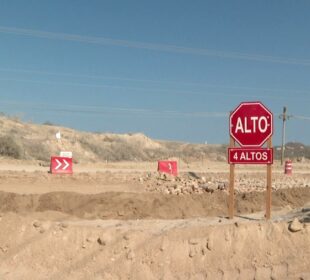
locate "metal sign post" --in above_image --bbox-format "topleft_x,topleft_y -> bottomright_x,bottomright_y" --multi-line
266,138 -> 272,219
229,134 -> 235,219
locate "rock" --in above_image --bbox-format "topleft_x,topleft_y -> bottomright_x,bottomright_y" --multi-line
191,181 -> 199,189
123,234 -> 130,241
201,176 -> 207,183
97,237 -> 107,246
163,189 -> 170,195
33,221 -> 41,228
101,211 -> 112,218
189,248 -> 196,258
0,246 -> 8,253
206,239 -> 213,251
97,233 -> 113,246
201,247 -> 207,255
86,237 -> 96,243
218,182 -> 227,190
59,222 -> 69,228
224,231 -> 230,242
139,177 -> 144,183
189,238 -> 199,245
117,211 -> 125,217
289,218 -> 303,232
127,250 -> 135,260
284,205 -> 293,211
200,184 -> 208,190
175,177 -> 181,182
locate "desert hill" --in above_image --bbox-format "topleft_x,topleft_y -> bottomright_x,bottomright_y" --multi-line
0,115 -> 309,163
0,115 -> 227,163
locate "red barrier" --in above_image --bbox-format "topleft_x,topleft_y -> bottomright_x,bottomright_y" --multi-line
158,161 -> 178,176
284,160 -> 292,175
50,156 -> 73,174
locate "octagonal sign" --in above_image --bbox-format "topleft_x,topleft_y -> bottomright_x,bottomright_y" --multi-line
230,101 -> 273,147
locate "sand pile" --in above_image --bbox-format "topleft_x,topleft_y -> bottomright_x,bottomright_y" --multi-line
0,212 -> 309,280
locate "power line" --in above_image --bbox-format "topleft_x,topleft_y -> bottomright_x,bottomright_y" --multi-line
1,77 -> 310,102
1,67 -> 310,96
0,100 -> 228,118
2,100 -> 310,121
0,77 -> 253,98
293,115 -> 310,121
1,26 -> 310,66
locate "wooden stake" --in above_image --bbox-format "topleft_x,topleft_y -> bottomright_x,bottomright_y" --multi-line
229,136 -> 235,219
266,137 -> 272,219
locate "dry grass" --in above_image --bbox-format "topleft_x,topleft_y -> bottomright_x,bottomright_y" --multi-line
0,135 -> 22,159
0,115 -> 308,163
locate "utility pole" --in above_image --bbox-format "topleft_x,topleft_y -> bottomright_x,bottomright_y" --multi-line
279,107 -> 290,165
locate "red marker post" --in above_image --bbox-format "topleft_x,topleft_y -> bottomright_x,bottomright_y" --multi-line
158,161 -> 178,176
50,156 -> 73,174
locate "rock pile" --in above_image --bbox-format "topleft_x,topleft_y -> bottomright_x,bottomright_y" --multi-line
138,172 -> 310,195
140,172 -> 228,195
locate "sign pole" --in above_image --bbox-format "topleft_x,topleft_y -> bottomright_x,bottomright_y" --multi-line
266,137 -> 272,219
228,101 -> 273,220
229,135 -> 235,219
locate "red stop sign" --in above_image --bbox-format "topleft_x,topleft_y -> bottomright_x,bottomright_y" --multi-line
230,102 -> 273,147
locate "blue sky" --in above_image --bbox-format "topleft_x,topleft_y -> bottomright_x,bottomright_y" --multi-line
0,1 -> 309,144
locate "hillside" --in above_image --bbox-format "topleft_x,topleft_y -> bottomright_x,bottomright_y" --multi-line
0,115 -> 309,163
0,116 -> 227,163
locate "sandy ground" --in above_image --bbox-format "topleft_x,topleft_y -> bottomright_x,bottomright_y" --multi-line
0,160 -> 309,279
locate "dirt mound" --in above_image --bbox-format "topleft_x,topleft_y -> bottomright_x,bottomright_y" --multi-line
0,165 -> 309,279
0,188 -> 309,220
0,212 -> 309,280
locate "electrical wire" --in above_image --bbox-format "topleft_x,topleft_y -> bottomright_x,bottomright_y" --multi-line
2,100 -> 310,121
0,67 -> 310,96
1,26 -> 310,66
0,77 -> 309,102
292,115 -> 310,121
0,100 -> 228,118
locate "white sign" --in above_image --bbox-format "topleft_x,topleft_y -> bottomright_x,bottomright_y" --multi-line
60,151 -> 73,158
56,131 -> 61,140
235,116 -> 269,134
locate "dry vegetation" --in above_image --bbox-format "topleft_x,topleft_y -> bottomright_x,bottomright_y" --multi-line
0,115 -> 309,163
0,115 -> 229,163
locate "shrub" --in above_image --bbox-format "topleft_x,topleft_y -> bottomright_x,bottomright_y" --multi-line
43,121 -> 56,126
23,140 -> 50,162
0,136 -> 22,159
